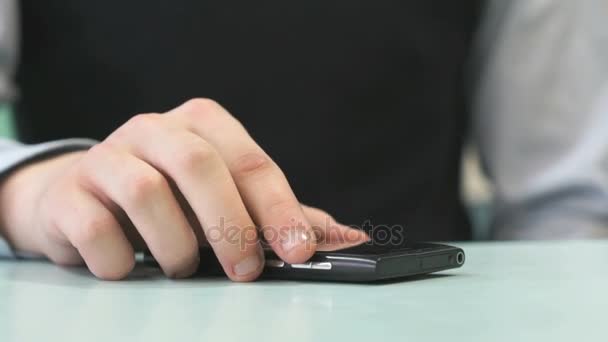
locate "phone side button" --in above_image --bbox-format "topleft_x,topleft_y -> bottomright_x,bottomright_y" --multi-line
266,260 -> 286,268
311,262 -> 332,271
291,262 -> 312,269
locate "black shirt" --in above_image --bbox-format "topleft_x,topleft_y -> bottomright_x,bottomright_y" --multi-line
15,0 -> 482,241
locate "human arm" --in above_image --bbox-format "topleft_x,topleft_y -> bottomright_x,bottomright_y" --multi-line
474,0 -> 608,239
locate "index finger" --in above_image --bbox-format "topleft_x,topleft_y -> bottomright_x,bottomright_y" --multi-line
168,99 -> 317,264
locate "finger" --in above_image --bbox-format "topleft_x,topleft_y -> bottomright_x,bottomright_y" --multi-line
167,179 -> 207,247
74,189 -> 148,250
169,99 -> 317,264
301,205 -> 370,252
78,143 -> 200,279
107,114 -> 264,281
46,185 -> 135,280
37,186 -> 84,266
39,225 -> 84,267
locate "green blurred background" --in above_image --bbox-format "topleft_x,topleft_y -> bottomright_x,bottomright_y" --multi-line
0,106 -> 15,139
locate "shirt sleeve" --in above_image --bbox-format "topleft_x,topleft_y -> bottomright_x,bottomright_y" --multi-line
473,0 -> 608,239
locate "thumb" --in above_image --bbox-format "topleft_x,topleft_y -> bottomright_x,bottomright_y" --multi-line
301,205 -> 370,252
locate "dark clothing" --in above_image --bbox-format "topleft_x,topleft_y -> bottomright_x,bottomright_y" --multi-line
15,1 -> 482,241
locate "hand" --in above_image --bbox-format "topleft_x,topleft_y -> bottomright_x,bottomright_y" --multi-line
0,99 -> 369,281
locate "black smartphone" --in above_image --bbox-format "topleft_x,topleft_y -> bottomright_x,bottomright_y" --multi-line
145,242 -> 465,282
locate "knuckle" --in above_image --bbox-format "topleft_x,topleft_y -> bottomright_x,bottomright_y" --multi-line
174,141 -> 219,171
179,98 -> 223,124
107,113 -> 163,143
74,213 -> 117,247
124,113 -> 163,131
231,152 -> 275,178
183,98 -> 221,113
124,170 -> 167,204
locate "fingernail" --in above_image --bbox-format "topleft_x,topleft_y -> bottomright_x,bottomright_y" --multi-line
233,255 -> 262,276
281,230 -> 314,254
